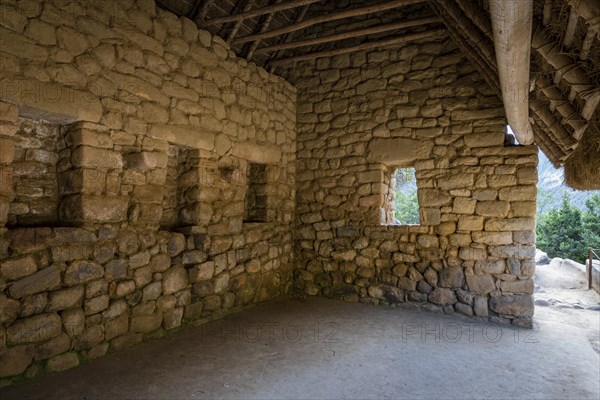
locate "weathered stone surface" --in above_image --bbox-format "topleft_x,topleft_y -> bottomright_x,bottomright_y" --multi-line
62,308 -> 85,337
46,352 -> 79,373
34,333 -> 70,360
0,345 -> 34,377
489,295 -> 534,317
131,313 -> 162,333
163,266 -> 188,295
1,255 -> 37,281
466,275 -> 496,294
47,287 -> 85,311
7,313 -> 62,344
428,288 -> 457,305
64,261 -> 104,286
9,266 -> 61,298
500,279 -> 534,294
368,138 -> 433,164
438,268 -> 465,288
60,195 -> 129,224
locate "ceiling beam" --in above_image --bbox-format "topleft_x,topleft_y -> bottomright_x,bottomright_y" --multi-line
255,17 -> 439,54
225,0 -> 256,43
206,0 -> 322,25
269,29 -> 445,67
268,4 -> 311,73
246,0 -> 283,60
234,0 -> 427,45
195,0 -> 215,23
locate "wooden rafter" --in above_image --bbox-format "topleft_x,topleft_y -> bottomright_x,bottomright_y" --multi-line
532,27 -> 600,121
530,98 -> 578,152
535,76 -> 588,140
268,4 -> 311,73
563,6 -> 579,47
195,0 -> 215,23
269,29 -> 445,67
453,0 -> 493,40
225,0 -> 256,43
255,17 -> 439,54
246,0 -> 282,60
206,0 -> 322,25
234,0 -> 426,45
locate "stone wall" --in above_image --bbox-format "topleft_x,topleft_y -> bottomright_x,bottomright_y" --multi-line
0,0 -> 295,385
291,38 -> 538,327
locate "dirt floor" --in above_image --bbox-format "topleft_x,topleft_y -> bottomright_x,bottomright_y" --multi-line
1,262 -> 599,400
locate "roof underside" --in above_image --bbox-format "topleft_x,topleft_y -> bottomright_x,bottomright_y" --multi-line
156,0 -> 600,189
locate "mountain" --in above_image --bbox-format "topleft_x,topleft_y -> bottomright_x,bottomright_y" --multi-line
537,151 -> 600,214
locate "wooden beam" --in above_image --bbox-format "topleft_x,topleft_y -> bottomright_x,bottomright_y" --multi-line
432,0 -> 496,68
255,17 -> 439,54
543,0 -> 552,26
269,29 -> 445,66
535,76 -> 588,141
246,0 -> 282,60
563,6 -> 579,47
530,98 -> 578,151
234,0 -> 426,45
206,0 -> 322,25
226,0 -> 256,43
196,0 -> 215,22
268,4 -> 311,73
581,28 -> 598,60
532,27 -> 600,121
453,0 -> 493,40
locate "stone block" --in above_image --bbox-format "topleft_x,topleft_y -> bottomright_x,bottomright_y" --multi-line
0,166 -> 12,197
428,288 -> 457,305
418,189 -> 451,207
466,275 -> 496,294
498,186 -> 536,201
453,197 -> 476,214
59,195 -> 129,224
46,352 -> 79,373
0,345 -> 34,377
0,102 -> 19,123
125,151 -> 168,172
500,279 -> 534,294
476,201 -> 510,217
510,201 -> 536,217
472,232 -> 513,245
47,287 -> 85,311
9,265 -> 61,298
131,313 -> 163,333
489,295 -> 534,317
368,138 -> 433,164
0,78 -> 102,123
71,146 -> 123,169
1,254 -> 37,281
473,296 -> 489,317
458,247 -> 487,261
457,215 -> 484,231
485,218 -> 535,232
7,313 -> 62,345
67,128 -> 113,149
438,268 -> 465,288
163,266 -> 188,295
0,137 -> 15,163
34,333 -> 70,361
63,261 -> 103,286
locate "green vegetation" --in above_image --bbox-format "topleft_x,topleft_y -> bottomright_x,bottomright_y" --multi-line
394,168 -> 420,225
537,193 -> 600,263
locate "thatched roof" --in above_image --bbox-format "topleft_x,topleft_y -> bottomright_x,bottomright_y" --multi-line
156,0 -> 600,189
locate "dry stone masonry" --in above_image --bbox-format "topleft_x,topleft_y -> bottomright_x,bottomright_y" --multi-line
290,38 -> 537,328
0,0 -> 540,387
0,0 -> 295,385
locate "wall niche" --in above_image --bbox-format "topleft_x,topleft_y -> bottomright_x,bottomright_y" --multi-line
8,117 -> 68,227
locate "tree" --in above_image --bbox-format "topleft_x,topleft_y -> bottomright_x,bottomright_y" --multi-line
394,168 -> 419,225
537,193 -> 587,262
582,193 -> 600,251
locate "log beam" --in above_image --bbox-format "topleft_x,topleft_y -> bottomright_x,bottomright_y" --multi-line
234,0 -> 426,45
268,4 -> 311,73
269,29 -> 445,67
206,0 -> 322,25
246,0 -> 282,60
532,27 -> 600,121
255,17 -> 439,54
563,6 -> 579,47
535,76 -> 588,141
530,98 -> 578,152
226,0 -> 256,43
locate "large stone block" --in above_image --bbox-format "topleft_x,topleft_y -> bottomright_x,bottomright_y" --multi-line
476,201 -> 510,217
428,288 -> 457,305
466,275 -> 496,294
0,137 -> 15,163
367,138 -> 434,165
472,232 -> 513,245
6,313 -> 62,344
418,189 -> 451,207
71,146 -> 123,169
438,267 -> 465,288
47,286 -> 85,311
9,265 -> 61,298
485,218 -> 535,232
59,195 -> 128,224
489,295 -> 534,317
0,78 -> 102,123
464,132 -> 504,148
125,151 -> 168,172
1,254 -> 37,281
163,266 -> 188,295
0,345 -> 34,377
64,261 -> 104,286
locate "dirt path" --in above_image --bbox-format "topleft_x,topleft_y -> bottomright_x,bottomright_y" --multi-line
535,258 -> 600,354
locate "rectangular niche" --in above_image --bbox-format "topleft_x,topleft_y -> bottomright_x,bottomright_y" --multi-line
244,162 -> 268,223
8,117 -> 67,227
160,144 -> 200,229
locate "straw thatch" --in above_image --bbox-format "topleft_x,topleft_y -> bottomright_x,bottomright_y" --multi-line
564,119 -> 600,190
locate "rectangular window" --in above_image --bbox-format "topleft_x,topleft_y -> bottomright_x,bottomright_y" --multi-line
390,167 -> 420,225
244,163 -> 268,223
